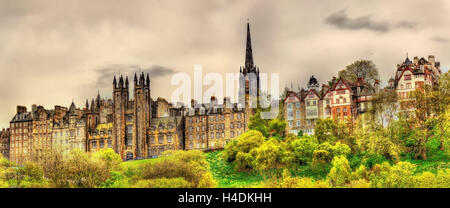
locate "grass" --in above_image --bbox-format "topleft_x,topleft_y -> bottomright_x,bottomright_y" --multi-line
121,148 -> 449,188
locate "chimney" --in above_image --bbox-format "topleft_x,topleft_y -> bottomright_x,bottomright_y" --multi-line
413,56 -> 419,65
428,55 -> 435,66
17,105 -> 27,114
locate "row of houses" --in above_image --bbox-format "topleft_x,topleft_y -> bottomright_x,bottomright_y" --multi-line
283,55 -> 442,135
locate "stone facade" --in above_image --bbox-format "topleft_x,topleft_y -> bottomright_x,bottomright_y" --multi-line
5,21 -> 263,163
0,128 -> 10,159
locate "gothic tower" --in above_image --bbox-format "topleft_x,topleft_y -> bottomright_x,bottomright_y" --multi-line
133,72 -> 151,159
112,75 -> 129,158
239,21 -> 260,129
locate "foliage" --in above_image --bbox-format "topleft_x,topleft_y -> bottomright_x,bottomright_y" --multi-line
223,130 -> 265,169
289,138 -> 318,165
133,177 -> 190,188
248,110 -> 269,137
139,150 -> 216,188
268,119 -> 287,138
338,60 -> 379,90
327,156 -> 351,187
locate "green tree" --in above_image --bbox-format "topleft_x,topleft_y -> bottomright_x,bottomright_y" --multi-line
248,109 -> 269,137
289,138 -> 317,165
315,118 -> 337,144
338,60 -> 380,90
268,118 -> 287,138
327,156 -> 351,187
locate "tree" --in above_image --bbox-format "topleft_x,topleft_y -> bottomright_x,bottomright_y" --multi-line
315,118 -> 337,144
251,138 -> 284,171
248,109 -> 269,137
338,60 -> 380,90
327,156 -> 351,187
369,89 -> 399,128
431,71 -> 450,150
223,130 -> 265,170
268,118 -> 287,138
289,138 -> 317,165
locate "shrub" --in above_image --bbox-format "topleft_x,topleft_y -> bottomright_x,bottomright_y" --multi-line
140,150 -> 216,188
327,156 -> 351,187
289,138 -> 317,165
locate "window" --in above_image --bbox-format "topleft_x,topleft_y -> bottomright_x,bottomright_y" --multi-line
92,141 -> 97,149
100,140 -> 104,148
406,83 -> 412,89
289,121 -> 293,127
296,102 -> 300,108
108,140 -> 112,148
231,131 -> 235,138
158,135 -> 164,144
296,110 -> 300,119
287,103 -> 293,110
287,110 -> 294,120
150,136 -> 155,144
297,120 -> 301,126
343,98 -> 346,103
404,75 -> 411,80
336,99 -> 340,104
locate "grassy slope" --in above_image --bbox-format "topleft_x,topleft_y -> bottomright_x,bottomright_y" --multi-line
122,149 -> 449,188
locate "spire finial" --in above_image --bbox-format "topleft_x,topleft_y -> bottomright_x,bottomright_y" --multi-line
245,20 -> 254,70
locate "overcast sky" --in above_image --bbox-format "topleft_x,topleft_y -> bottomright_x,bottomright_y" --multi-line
0,0 -> 449,127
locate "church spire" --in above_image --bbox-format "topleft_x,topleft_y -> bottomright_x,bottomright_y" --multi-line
245,20 -> 254,70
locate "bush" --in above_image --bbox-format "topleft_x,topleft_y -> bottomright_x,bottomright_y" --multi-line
223,130 -> 265,163
289,138 -> 317,165
140,150 -> 216,188
327,156 -> 351,187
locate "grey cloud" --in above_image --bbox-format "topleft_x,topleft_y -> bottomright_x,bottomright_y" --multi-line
325,10 -> 390,32
431,36 -> 448,42
396,21 -> 417,29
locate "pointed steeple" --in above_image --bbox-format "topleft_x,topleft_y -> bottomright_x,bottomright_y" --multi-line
69,100 -> 77,114
91,99 -> 95,111
125,76 -> 129,88
134,73 -> 138,85
146,73 -> 150,86
113,76 -> 117,88
140,72 -> 145,85
96,91 -> 101,102
85,99 -> 89,109
119,75 -> 124,88
245,20 -> 254,70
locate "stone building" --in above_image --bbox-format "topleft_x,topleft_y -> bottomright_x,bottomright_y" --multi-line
184,97 -> 246,151
284,75 -> 377,135
0,128 -> 10,159
9,106 -> 33,164
6,21 -> 264,162
52,102 -> 86,154
388,55 -> 442,113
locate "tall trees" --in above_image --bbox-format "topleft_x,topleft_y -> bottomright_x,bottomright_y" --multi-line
339,60 -> 380,90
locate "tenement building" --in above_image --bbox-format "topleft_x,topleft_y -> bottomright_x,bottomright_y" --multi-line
387,55 -> 442,113
0,128 -> 10,159
284,75 -> 378,135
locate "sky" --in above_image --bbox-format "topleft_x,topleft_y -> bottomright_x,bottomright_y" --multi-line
0,0 -> 449,127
